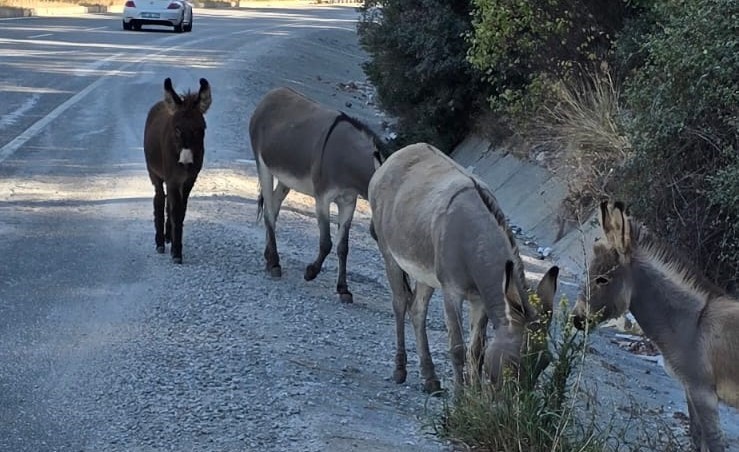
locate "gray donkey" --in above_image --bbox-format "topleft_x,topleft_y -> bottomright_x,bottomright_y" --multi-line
369,142 -> 559,392
573,201 -> 739,452
249,87 -> 385,303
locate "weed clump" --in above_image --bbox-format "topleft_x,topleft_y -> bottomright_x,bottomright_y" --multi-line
435,295 -> 606,452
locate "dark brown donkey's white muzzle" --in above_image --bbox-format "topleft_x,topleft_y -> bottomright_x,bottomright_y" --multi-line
179,147 -> 194,167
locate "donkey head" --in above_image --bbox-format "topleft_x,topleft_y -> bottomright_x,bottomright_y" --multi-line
163,77 -> 212,170
573,201 -> 634,330
484,261 -> 559,388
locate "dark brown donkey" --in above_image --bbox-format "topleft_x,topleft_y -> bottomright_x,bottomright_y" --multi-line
144,78 -> 211,264
369,142 -> 559,392
573,201 -> 739,452
248,87 -> 384,303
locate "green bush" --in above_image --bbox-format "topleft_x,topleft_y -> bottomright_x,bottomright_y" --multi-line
620,0 -> 739,286
467,0 -> 637,122
357,0 -> 488,151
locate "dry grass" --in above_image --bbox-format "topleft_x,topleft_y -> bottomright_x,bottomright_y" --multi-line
530,69 -> 632,226
434,296 -> 610,452
432,284 -> 686,451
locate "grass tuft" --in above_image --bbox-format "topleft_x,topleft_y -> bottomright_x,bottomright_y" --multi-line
433,295 -> 607,452
530,70 -> 631,228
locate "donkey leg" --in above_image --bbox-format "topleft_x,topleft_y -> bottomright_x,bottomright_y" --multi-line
164,196 -> 172,244
304,197 -> 332,282
181,177 -> 196,218
258,170 -> 281,277
334,195 -> 357,303
442,288 -> 467,389
382,255 -> 412,385
410,283 -> 441,394
686,385 -> 725,452
167,186 -> 185,264
468,301 -> 488,377
687,395 -> 704,451
271,182 -> 290,219
152,181 -> 166,253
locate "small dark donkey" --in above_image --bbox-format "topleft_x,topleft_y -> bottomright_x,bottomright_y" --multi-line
573,201 -> 739,452
144,77 -> 211,264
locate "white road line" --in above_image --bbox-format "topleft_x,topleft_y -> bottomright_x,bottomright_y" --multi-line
0,94 -> 40,130
0,22 -> 288,164
0,71 -> 120,164
27,33 -> 53,38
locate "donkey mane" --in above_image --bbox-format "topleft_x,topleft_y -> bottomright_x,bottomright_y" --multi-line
333,111 -> 390,159
178,90 -> 202,109
631,221 -> 724,302
469,176 -> 528,291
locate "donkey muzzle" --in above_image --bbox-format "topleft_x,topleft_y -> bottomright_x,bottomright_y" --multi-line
178,148 -> 194,166
572,314 -> 586,331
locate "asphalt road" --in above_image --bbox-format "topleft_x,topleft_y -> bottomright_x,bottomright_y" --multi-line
0,7 -> 437,452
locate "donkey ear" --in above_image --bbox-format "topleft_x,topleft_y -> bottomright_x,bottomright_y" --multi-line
163,78 -> 182,112
197,78 -> 212,114
503,260 -> 525,320
600,201 -> 631,253
599,201 -> 615,236
535,266 -> 559,320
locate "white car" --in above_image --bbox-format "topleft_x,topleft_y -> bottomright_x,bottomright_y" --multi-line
122,0 -> 193,33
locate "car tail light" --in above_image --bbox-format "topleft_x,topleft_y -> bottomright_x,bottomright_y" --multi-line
167,2 -> 181,8
124,0 -> 135,6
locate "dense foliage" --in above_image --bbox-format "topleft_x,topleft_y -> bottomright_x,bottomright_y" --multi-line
357,0 -> 738,286
620,0 -> 739,286
467,0 -> 636,120
356,0 -> 487,151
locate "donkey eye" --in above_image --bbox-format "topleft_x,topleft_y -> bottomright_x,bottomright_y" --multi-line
595,276 -> 610,285
175,128 -> 182,137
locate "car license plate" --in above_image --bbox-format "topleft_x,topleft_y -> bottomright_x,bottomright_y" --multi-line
141,12 -> 159,18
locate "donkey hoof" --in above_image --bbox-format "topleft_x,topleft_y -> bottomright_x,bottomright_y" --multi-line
172,256 -> 183,265
304,264 -> 320,281
393,369 -> 407,384
338,291 -> 353,304
423,379 -> 443,395
156,245 -> 165,254
268,265 -> 282,278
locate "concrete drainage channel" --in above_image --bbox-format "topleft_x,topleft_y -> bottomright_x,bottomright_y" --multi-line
452,134 -> 600,280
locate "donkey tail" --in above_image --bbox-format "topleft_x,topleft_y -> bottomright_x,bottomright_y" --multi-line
253,151 -> 265,223
256,192 -> 264,222
402,270 -> 413,299
369,220 -> 378,242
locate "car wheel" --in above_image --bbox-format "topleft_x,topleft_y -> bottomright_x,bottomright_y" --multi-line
184,21 -> 192,32
174,13 -> 184,33
122,20 -> 132,30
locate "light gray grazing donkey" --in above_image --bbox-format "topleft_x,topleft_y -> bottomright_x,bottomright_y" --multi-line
573,201 -> 739,452
369,142 -> 559,392
490,260 -> 559,390
248,87 -> 384,303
